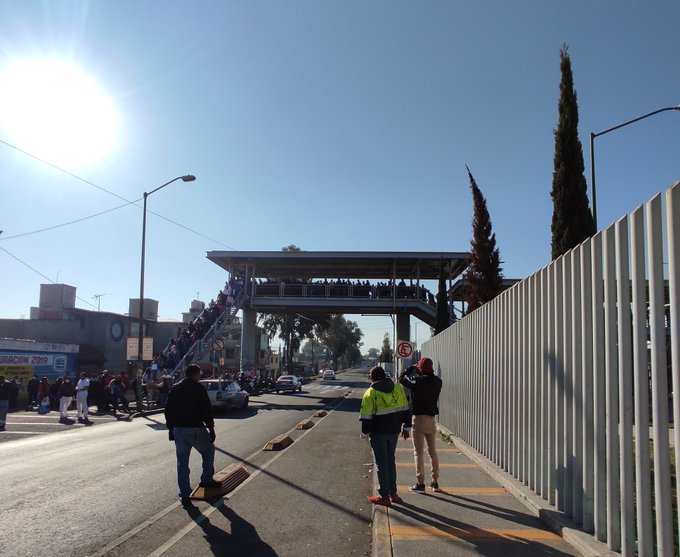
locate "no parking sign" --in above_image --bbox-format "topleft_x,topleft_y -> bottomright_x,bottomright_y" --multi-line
396,340 -> 414,359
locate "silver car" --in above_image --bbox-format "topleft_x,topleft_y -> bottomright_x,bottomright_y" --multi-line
274,375 -> 303,393
200,379 -> 249,410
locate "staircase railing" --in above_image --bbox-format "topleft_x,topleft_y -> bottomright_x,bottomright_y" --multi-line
172,286 -> 248,381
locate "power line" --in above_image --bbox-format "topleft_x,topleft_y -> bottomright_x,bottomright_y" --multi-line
0,199 -> 140,240
0,244 -> 98,310
0,137 -> 239,250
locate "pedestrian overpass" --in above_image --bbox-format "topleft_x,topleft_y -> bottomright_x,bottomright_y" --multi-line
206,251 -> 469,368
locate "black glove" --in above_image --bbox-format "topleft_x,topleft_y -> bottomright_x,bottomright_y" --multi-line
168,428 -> 175,441
361,420 -> 372,435
209,428 -> 216,443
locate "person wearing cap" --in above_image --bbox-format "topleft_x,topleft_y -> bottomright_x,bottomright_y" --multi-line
400,357 -> 443,492
165,364 -> 220,508
360,366 -> 412,506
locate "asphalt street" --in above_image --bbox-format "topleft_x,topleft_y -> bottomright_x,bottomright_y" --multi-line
0,369 -> 375,557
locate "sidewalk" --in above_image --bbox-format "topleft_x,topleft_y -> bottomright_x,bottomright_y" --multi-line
372,433 -> 586,557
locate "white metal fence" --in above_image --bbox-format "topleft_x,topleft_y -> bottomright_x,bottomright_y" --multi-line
422,181 -> 680,555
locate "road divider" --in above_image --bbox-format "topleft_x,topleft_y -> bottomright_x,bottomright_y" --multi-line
263,434 -> 294,451
295,419 -> 314,430
190,463 -> 249,500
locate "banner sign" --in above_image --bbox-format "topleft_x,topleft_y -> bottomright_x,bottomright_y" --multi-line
126,337 -> 154,361
0,351 -> 77,380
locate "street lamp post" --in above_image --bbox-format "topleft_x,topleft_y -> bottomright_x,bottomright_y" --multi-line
589,105 -> 679,229
136,174 -> 196,412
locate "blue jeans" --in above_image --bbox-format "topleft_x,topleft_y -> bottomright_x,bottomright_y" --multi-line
369,432 -> 399,498
173,427 -> 216,498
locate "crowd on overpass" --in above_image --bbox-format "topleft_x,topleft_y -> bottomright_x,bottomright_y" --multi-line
160,276 -> 245,374
254,277 -> 436,305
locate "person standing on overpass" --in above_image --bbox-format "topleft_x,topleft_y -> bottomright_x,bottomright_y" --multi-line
165,364 -> 220,507
360,366 -> 411,506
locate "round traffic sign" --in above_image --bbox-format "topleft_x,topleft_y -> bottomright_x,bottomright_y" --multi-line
396,341 -> 413,358
212,338 -> 225,351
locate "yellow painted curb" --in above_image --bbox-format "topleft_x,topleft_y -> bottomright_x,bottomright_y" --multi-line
263,434 -> 294,451
296,419 -> 315,430
189,463 -> 249,500
390,525 -> 561,542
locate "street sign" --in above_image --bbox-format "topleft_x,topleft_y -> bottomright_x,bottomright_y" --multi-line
126,337 -> 153,361
212,338 -> 225,351
396,340 -> 414,359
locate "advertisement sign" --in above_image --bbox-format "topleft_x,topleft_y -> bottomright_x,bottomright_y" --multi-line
126,337 -> 154,361
0,352 -> 76,380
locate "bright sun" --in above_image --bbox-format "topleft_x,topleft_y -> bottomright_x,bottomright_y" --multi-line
0,60 -> 117,167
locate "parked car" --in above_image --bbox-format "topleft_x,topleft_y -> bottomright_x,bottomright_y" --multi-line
322,369 -> 336,380
275,375 -> 303,393
200,379 -> 249,410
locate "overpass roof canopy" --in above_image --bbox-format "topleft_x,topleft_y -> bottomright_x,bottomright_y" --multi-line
206,251 -> 470,281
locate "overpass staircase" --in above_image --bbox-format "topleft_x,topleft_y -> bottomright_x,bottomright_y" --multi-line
171,288 -> 247,381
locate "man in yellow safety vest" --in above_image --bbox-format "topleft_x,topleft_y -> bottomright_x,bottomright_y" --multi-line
360,366 -> 411,506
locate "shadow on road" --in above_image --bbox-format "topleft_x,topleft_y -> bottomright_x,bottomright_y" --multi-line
185,503 -> 279,556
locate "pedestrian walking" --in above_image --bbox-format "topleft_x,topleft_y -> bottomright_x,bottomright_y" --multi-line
0,376 -> 11,431
360,365 -> 411,506
109,376 -> 131,415
164,364 -> 220,508
399,357 -> 443,493
26,376 -> 39,409
75,372 -> 91,423
58,377 -> 76,422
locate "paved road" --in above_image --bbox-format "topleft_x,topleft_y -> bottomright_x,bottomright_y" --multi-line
0,369 -> 374,557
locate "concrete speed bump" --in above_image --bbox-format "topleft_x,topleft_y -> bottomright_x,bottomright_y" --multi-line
296,419 -> 314,430
263,434 -> 294,451
313,410 -> 327,417
190,463 -> 249,500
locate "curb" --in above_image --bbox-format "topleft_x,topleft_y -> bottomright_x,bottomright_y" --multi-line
437,425 -> 619,557
371,458 -> 393,557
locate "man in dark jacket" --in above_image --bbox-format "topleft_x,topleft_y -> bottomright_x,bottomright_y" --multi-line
360,366 -> 411,506
0,376 -> 10,431
165,364 -> 220,507
399,357 -> 443,492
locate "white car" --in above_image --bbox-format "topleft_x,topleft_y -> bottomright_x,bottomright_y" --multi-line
275,375 -> 303,393
322,369 -> 336,380
200,379 -> 249,410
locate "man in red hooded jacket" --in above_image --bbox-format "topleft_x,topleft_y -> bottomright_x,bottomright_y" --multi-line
399,357 -> 443,492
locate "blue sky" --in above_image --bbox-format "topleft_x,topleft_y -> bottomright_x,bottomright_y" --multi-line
1,1 -> 679,352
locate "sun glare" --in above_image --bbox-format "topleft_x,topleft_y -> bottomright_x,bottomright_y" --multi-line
0,60 -> 117,167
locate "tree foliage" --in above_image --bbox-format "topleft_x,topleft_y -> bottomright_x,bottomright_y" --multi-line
260,312 -> 330,373
434,258 -> 450,335
259,244 -> 331,373
315,315 -> 363,370
463,167 -> 503,313
379,332 -> 393,363
550,44 -> 596,259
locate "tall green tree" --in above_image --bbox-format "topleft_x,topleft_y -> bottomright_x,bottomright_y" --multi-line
550,44 -> 596,259
379,332 -> 393,363
434,258 -> 450,334
463,167 -> 504,313
259,244 -> 331,373
315,315 -> 363,370
260,312 -> 330,374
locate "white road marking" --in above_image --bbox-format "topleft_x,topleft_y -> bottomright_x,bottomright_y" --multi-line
97,395 -> 350,556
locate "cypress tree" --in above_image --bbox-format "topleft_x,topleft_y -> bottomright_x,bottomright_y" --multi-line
434,258 -> 449,335
463,167 -> 503,313
550,45 -> 596,259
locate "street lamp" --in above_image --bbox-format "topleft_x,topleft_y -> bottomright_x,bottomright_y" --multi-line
136,174 -> 196,411
589,105 -> 679,229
